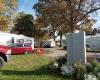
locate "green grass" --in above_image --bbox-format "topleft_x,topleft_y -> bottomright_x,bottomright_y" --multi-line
86,48 -> 100,52
0,54 -> 66,80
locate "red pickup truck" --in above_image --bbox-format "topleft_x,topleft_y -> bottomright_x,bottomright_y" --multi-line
9,43 -> 32,55
0,44 -> 11,67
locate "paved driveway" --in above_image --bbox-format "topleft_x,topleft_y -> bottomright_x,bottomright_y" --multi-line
43,47 -> 66,58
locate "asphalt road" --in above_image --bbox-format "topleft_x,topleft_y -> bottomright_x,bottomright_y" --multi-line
43,47 -> 100,59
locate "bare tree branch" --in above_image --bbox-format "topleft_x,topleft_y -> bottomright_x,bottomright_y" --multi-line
86,7 -> 100,15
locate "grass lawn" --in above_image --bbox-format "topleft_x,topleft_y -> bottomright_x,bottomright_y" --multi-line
86,48 -> 100,52
0,54 -> 66,80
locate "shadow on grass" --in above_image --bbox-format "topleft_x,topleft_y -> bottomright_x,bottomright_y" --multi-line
57,48 -> 64,50
0,65 -> 60,76
87,50 -> 100,53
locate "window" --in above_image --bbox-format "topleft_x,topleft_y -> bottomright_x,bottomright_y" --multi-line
26,40 -> 32,44
16,43 -> 23,47
16,39 -> 24,43
24,43 -> 31,47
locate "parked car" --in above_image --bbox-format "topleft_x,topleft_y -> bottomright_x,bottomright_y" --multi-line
0,44 -> 11,67
9,43 -> 32,55
40,41 -> 51,48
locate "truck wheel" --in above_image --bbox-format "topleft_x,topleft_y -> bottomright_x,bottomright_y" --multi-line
0,56 -> 4,67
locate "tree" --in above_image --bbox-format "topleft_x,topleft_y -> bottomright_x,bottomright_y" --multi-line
33,0 -> 59,41
34,16 -> 48,47
0,0 -> 17,16
33,0 -> 100,47
0,16 -> 8,31
0,0 -> 18,31
92,28 -> 97,35
79,19 -> 96,35
33,0 -> 100,32
13,12 -> 34,37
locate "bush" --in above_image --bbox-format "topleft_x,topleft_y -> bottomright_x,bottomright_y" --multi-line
84,74 -> 97,80
73,63 -> 86,80
86,63 -> 93,73
48,56 -> 100,80
93,63 -> 100,79
61,64 -> 74,77
56,56 -> 67,68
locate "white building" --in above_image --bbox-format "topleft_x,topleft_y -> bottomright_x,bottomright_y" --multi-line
86,34 -> 100,50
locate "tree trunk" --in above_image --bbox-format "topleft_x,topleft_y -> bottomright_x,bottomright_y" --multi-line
52,24 -> 55,41
59,31 -> 62,47
53,32 -> 55,41
37,36 -> 40,48
68,0 -> 75,33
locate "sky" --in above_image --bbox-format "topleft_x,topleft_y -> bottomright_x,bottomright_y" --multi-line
17,0 -> 38,18
92,13 -> 100,28
17,0 -> 100,28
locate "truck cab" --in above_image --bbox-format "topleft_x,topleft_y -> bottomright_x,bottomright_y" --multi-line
9,43 -> 32,55
0,44 -> 11,67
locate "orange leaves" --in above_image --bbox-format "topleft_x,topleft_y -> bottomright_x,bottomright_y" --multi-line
0,0 -> 4,3
35,16 -> 44,28
0,20 -> 8,31
0,0 -> 4,12
58,1 -> 67,12
0,3 -> 4,11
36,16 -> 43,23
0,20 -> 7,25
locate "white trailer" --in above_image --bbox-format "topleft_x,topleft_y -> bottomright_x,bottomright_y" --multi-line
22,36 -> 34,50
0,32 -> 34,50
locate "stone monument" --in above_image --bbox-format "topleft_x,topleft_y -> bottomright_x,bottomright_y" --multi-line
67,31 -> 86,64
